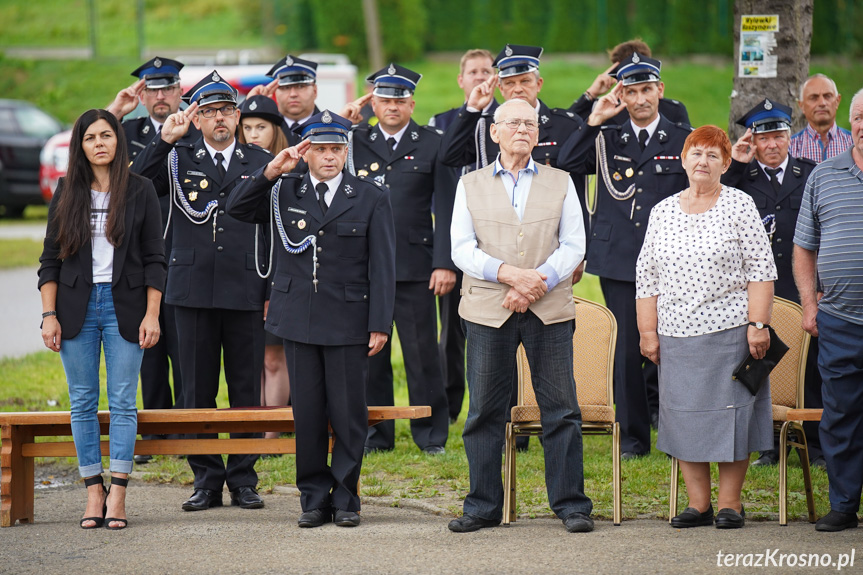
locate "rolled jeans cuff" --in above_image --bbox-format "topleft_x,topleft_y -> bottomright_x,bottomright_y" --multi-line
110,458 -> 134,475
79,461 -> 104,479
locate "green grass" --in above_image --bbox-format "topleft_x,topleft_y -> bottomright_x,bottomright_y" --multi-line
0,338 -> 830,521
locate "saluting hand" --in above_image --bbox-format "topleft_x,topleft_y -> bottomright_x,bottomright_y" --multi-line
467,74 -> 498,111
588,82 -> 626,127
247,78 -> 279,99
263,139 -> 312,180
731,129 -> 756,164
161,102 -> 198,144
106,79 -> 145,120
584,64 -> 618,100
340,93 -> 373,125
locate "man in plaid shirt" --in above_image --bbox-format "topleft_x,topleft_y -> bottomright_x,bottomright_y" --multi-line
790,74 -> 852,163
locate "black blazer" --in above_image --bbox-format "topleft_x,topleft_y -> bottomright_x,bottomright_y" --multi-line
227,169 -> 396,346
38,174 -> 167,342
721,155 -> 817,302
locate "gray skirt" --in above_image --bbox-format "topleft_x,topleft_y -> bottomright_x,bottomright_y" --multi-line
656,324 -> 773,462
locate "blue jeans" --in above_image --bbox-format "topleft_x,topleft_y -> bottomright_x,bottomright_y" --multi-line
462,311 -> 593,521
60,283 -> 143,477
816,309 -> 863,513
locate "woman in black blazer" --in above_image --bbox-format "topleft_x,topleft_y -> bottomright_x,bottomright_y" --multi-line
38,109 -> 166,530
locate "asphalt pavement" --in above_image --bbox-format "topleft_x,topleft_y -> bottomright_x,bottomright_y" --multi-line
1,223 -> 50,359
0,481 -> 859,575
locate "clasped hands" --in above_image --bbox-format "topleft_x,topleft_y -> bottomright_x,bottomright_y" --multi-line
497,264 -> 548,313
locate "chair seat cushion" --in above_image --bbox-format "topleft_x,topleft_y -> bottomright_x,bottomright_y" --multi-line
511,404 -> 615,424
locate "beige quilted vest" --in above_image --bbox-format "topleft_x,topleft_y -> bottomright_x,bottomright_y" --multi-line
458,163 -> 575,328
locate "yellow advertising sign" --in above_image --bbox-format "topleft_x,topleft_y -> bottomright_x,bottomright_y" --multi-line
741,15 -> 779,33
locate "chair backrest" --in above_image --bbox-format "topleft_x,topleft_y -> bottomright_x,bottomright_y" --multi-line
516,296 -> 618,408
769,296 -> 811,409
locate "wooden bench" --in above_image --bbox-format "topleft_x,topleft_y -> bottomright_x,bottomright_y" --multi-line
786,408 -> 824,421
0,405 -> 429,527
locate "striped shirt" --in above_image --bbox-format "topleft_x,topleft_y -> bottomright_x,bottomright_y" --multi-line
789,123 -> 853,163
794,148 -> 863,324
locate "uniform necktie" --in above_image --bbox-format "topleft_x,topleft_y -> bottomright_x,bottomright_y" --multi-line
214,152 -> 226,180
315,182 -> 329,215
638,129 -> 649,151
765,167 -> 782,197
387,136 -> 397,156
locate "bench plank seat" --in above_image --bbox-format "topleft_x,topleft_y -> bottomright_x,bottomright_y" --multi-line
1,406 -> 429,527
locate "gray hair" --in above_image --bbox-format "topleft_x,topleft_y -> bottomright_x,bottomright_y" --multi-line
493,98 -> 539,123
850,87 -> 863,123
799,73 -> 839,102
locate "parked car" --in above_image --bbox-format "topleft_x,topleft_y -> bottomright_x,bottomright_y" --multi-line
0,100 -> 64,216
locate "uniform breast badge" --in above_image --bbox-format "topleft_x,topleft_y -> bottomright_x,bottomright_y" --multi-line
298,219 -> 307,230
613,172 -> 622,181
189,191 -> 198,201
358,169 -> 369,176
625,168 -> 634,178
200,179 -> 209,189
370,162 -> 379,171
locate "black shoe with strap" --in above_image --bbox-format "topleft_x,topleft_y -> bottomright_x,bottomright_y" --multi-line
80,475 -> 107,529
105,476 -> 129,530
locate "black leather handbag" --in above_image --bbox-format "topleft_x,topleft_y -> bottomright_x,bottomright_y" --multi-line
732,326 -> 790,396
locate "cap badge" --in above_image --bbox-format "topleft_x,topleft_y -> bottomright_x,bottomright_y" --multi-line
632,53 -> 640,63
249,100 -> 258,111
154,58 -> 162,68
322,110 -> 333,124
764,99 -> 773,110
286,55 -> 294,66
410,131 -> 419,141
505,45 -> 513,57
212,72 -> 221,82
387,63 -> 396,75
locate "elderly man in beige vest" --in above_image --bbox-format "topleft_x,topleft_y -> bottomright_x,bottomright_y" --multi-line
447,99 -> 593,534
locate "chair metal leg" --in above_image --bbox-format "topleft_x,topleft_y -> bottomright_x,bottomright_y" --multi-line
612,422 -> 622,525
790,421 -> 816,523
503,422 -> 516,525
778,421 -> 791,526
669,456 -> 679,523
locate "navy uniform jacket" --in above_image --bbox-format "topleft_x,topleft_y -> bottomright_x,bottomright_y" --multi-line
558,115 -> 692,282
721,156 -> 816,302
351,120 -> 458,281
134,136 -> 272,310
568,96 -> 690,126
226,169 -> 396,346
123,116 -> 202,163
37,174 -> 167,342
429,100 -> 499,133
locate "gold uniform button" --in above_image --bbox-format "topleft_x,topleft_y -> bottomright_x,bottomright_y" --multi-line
353,228 -> 357,233
363,295 -> 368,300
519,232 -> 524,237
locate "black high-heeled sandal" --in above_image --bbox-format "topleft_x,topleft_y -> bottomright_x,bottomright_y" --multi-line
80,475 -> 107,529
105,476 -> 129,530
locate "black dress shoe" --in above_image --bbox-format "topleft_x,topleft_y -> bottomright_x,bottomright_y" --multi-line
715,506 -> 745,529
447,514 -> 500,533
751,450 -> 779,466
671,505 -> 714,528
621,451 -> 648,460
815,510 -> 859,532
334,509 -> 361,527
422,446 -> 446,455
809,454 -> 827,469
563,512 -> 595,533
133,454 -> 152,465
298,508 -> 332,528
230,486 -> 264,509
182,488 -> 223,511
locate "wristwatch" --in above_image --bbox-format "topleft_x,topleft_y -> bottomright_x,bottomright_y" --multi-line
748,321 -> 769,329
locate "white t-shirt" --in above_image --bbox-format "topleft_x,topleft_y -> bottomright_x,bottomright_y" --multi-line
635,186 -> 777,337
91,190 -> 114,284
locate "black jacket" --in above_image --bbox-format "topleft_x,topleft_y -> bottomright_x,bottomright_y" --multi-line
38,174 -> 167,342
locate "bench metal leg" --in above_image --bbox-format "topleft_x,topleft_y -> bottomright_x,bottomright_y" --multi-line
1,424 -> 35,527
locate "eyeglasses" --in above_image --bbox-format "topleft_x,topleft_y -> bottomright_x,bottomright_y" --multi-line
495,118 -> 539,131
144,85 -> 180,95
198,105 -> 238,118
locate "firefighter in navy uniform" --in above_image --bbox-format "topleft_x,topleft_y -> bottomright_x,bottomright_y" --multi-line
226,110 -> 396,527
557,52 -> 692,459
722,99 -> 823,468
106,56 -> 200,463
350,64 -> 457,455
134,71 -> 273,511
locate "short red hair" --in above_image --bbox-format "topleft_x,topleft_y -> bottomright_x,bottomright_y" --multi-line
682,125 -> 732,164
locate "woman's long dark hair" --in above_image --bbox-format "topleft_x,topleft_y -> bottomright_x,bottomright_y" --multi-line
55,109 -> 130,259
